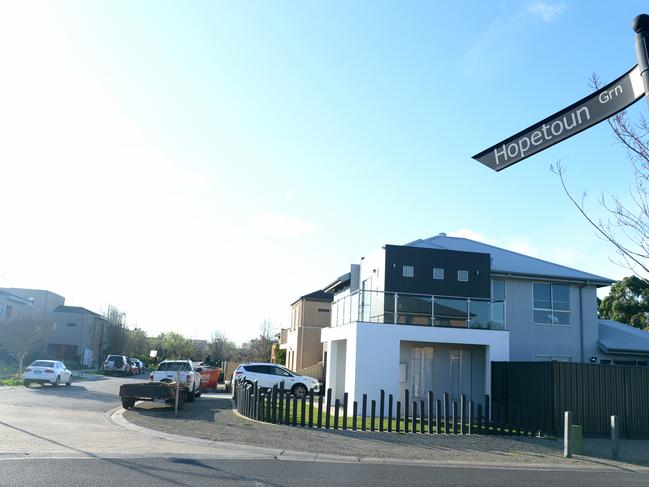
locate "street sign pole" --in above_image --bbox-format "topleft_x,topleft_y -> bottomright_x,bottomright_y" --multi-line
633,14 -> 649,108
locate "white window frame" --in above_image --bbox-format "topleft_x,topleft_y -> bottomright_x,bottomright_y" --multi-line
433,268 -> 444,280
532,282 -> 571,327
457,270 -> 469,282
402,265 -> 414,278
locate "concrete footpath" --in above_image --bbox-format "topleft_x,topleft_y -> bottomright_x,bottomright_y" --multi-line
118,393 -> 649,471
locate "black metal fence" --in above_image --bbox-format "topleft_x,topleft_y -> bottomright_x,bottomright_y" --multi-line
234,381 -> 537,436
491,361 -> 649,438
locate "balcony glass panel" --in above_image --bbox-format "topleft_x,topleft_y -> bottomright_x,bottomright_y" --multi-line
397,294 -> 432,326
434,298 -> 468,328
468,299 -> 490,329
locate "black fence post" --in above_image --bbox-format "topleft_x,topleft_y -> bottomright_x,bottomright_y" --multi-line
452,401 -> 458,434
308,390 -> 314,427
484,394 -> 490,435
388,394 -> 393,433
428,392 -> 433,435
379,390 -> 385,432
420,400 -> 425,434
284,392 -> 290,425
371,400 -> 376,432
404,389 -> 410,433
352,400 -> 358,431
412,401 -> 418,434
469,400 -> 474,435
317,394 -> 323,428
334,399 -> 340,430
361,394 -> 367,431
253,381 -> 259,420
278,383 -> 285,424
435,399 -> 441,434
292,395 -> 298,426
396,401 -> 401,433
443,393 -> 449,434
460,394 -> 465,435
343,392 -> 348,431
477,403 -> 483,434
325,389 -> 332,429
301,394 -> 306,427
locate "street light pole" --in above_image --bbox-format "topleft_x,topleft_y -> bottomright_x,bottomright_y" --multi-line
633,14 -> 649,108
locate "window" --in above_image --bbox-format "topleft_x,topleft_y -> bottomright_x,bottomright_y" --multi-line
317,308 -> 329,313
433,268 -> 444,280
67,322 -> 76,327
492,279 -> 505,300
533,283 -> 571,325
457,270 -> 469,282
402,265 -> 414,278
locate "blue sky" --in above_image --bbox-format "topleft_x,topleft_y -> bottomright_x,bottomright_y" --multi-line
1,1 -> 647,344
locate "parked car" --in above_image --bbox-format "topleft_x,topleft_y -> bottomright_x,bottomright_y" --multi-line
23,360 -> 72,387
149,359 -> 202,402
103,355 -> 132,376
234,363 -> 320,398
127,358 -> 141,375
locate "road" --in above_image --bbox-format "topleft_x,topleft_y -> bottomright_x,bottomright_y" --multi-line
1,376 -> 648,486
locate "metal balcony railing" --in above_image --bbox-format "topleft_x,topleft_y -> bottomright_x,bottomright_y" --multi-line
330,289 -> 506,330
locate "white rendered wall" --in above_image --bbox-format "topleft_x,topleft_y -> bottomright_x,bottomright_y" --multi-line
322,322 -> 509,412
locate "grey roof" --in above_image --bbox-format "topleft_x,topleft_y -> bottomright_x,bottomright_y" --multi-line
0,289 -> 32,304
291,289 -> 333,306
323,272 -> 351,294
53,305 -> 103,317
407,235 -> 614,285
598,320 -> 649,356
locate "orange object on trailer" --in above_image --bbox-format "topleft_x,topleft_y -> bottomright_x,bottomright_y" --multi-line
200,367 -> 221,390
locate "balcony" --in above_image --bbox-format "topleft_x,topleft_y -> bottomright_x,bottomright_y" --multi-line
330,289 -> 505,330
279,328 -> 289,346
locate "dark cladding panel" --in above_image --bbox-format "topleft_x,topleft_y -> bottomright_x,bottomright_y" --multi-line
384,245 -> 491,298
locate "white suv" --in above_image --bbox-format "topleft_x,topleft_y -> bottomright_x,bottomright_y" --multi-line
234,363 -> 320,398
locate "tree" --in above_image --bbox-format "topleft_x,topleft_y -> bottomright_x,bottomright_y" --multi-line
242,320 -> 276,363
208,330 -> 237,364
273,342 -> 286,365
125,327 -> 150,357
104,304 -> 128,354
599,275 -> 649,330
160,332 -> 195,360
0,312 -> 51,374
553,74 -> 649,280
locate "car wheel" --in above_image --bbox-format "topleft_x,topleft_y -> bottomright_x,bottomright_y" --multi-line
23,380 -> 31,388
186,387 -> 195,402
292,384 -> 307,399
52,376 -> 60,387
122,398 -> 136,409
195,388 -> 202,398
65,376 -> 72,386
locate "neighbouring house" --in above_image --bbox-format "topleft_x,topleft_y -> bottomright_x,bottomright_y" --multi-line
321,233 -> 649,412
47,305 -> 108,366
0,289 -> 34,319
0,287 -> 108,366
279,289 -> 333,373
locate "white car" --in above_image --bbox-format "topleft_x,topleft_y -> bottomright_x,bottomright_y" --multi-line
23,360 -> 72,387
234,363 -> 320,398
149,360 -> 202,402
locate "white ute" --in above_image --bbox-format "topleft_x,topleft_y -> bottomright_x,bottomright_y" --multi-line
149,359 -> 202,402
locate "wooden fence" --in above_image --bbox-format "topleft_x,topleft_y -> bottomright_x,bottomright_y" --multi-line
234,381 -> 537,436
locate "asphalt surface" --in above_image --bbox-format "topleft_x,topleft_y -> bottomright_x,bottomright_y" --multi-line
1,457 -> 648,487
2,376 -> 649,486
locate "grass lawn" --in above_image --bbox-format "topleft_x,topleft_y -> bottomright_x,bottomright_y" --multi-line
239,395 -> 532,435
0,377 -> 23,387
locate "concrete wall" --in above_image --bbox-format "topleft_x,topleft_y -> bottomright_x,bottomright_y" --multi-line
2,288 -> 64,314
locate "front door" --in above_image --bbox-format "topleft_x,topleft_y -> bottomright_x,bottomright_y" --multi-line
412,347 -> 434,399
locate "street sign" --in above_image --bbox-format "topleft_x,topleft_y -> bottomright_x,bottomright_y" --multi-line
473,66 -> 645,171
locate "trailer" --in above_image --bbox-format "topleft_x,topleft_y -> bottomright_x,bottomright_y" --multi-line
118,381 -> 187,410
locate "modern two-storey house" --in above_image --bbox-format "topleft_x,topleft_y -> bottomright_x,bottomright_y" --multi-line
321,234 -> 649,411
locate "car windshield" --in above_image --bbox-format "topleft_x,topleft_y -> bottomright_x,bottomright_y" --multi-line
107,356 -> 123,361
30,361 -> 55,368
157,362 -> 190,371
